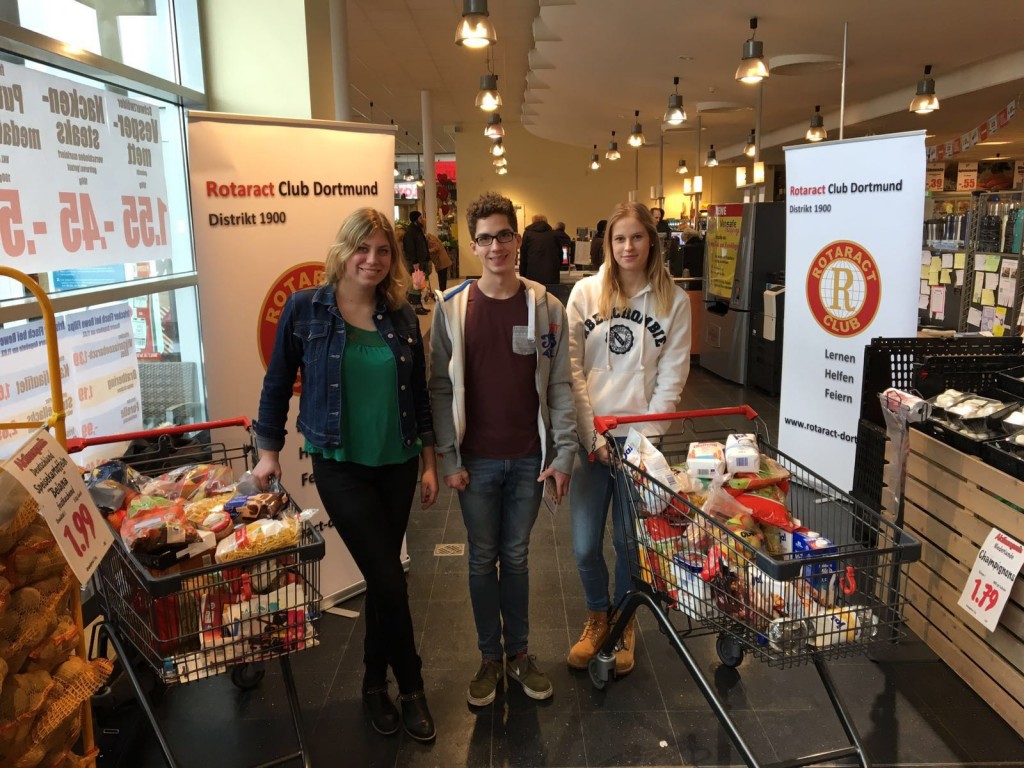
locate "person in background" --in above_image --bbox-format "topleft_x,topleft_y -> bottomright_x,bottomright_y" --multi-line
519,213 -> 562,285
426,230 -> 452,292
429,192 -> 577,708
564,201 -> 691,677
252,208 -> 438,743
404,211 -> 431,314
651,206 -> 672,235
554,221 -> 574,269
589,219 -> 607,268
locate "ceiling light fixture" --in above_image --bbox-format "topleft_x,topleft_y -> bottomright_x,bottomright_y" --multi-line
484,113 -> 504,139
706,145 -> 718,167
490,139 -> 505,157
735,17 -> 769,84
628,110 -> 645,147
744,129 -> 756,158
676,159 -> 689,175
590,144 -> 601,171
455,0 -> 496,48
605,130 -> 621,161
475,74 -> 502,112
496,166 -> 508,175
493,156 -> 507,167
909,65 -> 940,114
806,105 -> 827,141
663,77 -> 687,126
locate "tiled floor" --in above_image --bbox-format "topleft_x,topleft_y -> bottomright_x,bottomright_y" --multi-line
102,366 -> 1024,767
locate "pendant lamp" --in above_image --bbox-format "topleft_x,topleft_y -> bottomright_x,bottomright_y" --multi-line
743,129 -> 756,158
806,105 -> 827,141
909,65 -> 940,114
676,159 -> 689,175
735,17 -> 769,84
484,113 -> 504,139
455,0 -> 496,48
475,74 -> 502,111
590,145 -> 601,170
663,77 -> 686,126
627,110 -> 644,147
706,145 -> 718,167
605,130 -> 620,161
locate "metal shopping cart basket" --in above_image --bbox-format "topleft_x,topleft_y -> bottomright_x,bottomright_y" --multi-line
588,406 -> 921,768
68,418 -> 325,768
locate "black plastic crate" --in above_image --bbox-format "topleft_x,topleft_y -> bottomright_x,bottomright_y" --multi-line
851,418 -> 887,509
913,354 -> 1023,399
860,336 -> 1022,428
981,439 -> 1024,481
997,364 -> 1024,399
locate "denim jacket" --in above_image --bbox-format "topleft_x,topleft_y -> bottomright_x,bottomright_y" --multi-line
254,284 -> 434,454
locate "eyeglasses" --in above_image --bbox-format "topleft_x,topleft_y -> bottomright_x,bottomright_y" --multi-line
472,229 -> 516,247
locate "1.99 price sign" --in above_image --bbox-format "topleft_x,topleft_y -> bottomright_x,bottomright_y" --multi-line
2,428 -> 113,585
0,189 -> 168,257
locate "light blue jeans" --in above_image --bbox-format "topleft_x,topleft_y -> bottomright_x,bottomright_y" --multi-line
570,440 -> 632,612
458,454 -> 543,660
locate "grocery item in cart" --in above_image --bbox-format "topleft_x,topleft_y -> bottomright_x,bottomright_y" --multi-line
140,463 -> 235,501
120,504 -> 200,556
685,442 -> 726,479
724,433 -> 760,474
733,484 -> 795,530
215,517 -> 300,563
623,429 -> 684,515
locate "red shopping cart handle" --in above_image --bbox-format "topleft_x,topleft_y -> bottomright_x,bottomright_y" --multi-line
593,405 -> 758,436
65,416 -> 252,453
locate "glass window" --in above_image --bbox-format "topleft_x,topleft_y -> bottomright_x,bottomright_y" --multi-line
14,0 -> 202,90
0,60 -> 194,305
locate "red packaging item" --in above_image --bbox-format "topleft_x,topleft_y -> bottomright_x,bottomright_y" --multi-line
120,504 -> 199,555
734,484 -> 796,530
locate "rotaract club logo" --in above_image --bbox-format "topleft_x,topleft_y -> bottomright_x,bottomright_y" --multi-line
805,240 -> 881,338
257,262 -> 326,395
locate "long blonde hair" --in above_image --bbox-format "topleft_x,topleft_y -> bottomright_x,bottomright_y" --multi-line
599,202 -> 676,318
324,208 -> 409,310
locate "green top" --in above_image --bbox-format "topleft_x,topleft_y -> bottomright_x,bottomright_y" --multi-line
305,322 -> 421,466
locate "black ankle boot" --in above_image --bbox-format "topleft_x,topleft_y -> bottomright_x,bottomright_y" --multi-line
399,690 -> 436,742
362,685 -> 400,735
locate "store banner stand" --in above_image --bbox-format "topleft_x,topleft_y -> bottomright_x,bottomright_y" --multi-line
778,131 -> 924,491
188,112 -> 398,608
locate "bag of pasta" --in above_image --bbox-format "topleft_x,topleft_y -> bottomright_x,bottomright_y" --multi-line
215,517 -> 300,563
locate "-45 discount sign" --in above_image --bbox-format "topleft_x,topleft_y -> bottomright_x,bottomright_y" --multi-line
0,59 -> 170,271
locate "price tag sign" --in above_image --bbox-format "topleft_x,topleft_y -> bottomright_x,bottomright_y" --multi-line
3,428 -> 112,584
956,161 -> 979,192
957,527 -> 1024,632
926,164 -> 945,192
0,59 -> 170,272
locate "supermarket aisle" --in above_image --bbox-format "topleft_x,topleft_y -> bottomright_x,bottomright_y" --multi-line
108,367 -> 1024,768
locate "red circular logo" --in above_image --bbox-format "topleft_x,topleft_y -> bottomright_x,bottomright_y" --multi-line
257,262 -> 326,394
805,240 -> 881,338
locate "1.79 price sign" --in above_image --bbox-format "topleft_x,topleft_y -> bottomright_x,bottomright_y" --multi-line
957,528 -> 1024,632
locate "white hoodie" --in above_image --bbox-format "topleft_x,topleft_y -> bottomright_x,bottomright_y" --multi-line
566,269 -> 691,451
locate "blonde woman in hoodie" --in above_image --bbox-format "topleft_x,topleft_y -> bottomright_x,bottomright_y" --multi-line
565,201 -> 691,676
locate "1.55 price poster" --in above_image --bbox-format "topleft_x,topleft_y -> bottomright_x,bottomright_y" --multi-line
0,59 -> 169,271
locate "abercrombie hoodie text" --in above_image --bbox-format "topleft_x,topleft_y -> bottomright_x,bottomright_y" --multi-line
582,310 -> 667,348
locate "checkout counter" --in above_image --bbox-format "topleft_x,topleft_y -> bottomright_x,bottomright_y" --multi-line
674,277 -> 703,356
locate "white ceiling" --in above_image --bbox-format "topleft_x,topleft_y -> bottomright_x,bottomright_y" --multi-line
346,0 -> 1024,166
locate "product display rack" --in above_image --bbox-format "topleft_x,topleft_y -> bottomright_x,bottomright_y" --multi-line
959,189 -> 1024,334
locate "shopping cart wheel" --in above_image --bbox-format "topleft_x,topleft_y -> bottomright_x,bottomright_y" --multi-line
715,634 -> 744,668
231,663 -> 266,690
588,655 -> 615,690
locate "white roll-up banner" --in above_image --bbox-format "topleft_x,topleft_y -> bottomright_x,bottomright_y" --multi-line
778,132 -> 924,491
188,111 -> 397,607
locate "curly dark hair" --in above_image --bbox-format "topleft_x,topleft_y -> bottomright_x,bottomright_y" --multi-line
465,191 -> 518,239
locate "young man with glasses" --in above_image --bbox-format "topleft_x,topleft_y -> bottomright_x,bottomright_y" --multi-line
429,192 -> 577,706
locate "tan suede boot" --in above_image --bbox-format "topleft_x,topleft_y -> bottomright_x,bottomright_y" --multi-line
567,610 -> 610,669
613,616 -> 637,675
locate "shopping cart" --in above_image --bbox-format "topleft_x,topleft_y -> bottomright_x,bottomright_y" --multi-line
68,418 -> 325,768
588,406 -> 921,768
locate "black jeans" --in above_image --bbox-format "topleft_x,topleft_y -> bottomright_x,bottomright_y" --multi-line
436,267 -> 448,292
311,454 -> 423,694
